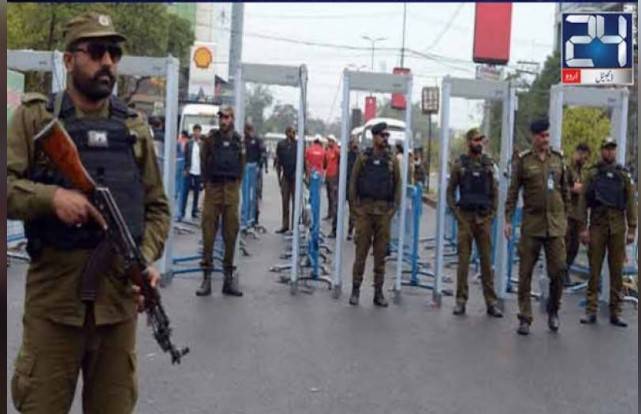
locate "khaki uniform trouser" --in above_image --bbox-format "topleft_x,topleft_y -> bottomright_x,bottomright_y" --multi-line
517,235 -> 566,323
455,216 -> 498,308
352,209 -> 392,288
586,225 -> 625,316
12,308 -> 137,414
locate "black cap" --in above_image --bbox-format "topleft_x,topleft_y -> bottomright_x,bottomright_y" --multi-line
371,122 -> 388,136
530,118 -> 550,134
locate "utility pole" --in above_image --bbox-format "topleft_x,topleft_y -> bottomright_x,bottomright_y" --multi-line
229,2 -> 244,100
400,3 -> 407,68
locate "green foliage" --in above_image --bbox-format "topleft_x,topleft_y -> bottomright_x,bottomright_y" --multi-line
8,3 -> 194,95
561,107 -> 610,163
244,85 -> 274,134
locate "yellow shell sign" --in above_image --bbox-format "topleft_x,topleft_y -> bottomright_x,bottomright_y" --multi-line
193,47 -> 213,69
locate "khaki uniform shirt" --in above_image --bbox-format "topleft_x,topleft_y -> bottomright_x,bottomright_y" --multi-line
505,148 -> 569,238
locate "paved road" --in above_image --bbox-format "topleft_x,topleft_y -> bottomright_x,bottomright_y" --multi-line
6,171 -> 638,414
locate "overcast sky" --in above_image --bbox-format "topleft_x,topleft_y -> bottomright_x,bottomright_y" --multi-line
239,2 -> 557,130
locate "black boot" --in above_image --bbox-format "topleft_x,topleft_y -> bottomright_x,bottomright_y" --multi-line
517,320 -> 530,336
580,314 -> 597,324
548,312 -> 560,332
453,303 -> 466,316
373,286 -> 388,307
222,269 -> 243,297
196,270 -> 212,296
349,285 -> 360,306
610,316 -> 628,327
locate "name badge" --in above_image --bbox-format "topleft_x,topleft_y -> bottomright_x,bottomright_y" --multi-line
373,160 -> 381,165
472,171 -> 480,177
547,176 -> 554,191
223,141 -> 230,147
606,172 -> 613,178
87,130 -> 108,148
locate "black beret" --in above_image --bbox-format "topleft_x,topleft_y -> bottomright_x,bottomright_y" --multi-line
371,122 -> 388,136
530,118 -> 550,134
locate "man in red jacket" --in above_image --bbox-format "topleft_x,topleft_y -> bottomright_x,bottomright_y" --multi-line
324,135 -> 341,237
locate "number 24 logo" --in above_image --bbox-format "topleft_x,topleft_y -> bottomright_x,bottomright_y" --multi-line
565,15 -> 628,68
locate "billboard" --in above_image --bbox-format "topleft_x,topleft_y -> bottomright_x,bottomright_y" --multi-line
473,3 -> 512,65
391,67 -> 410,110
188,42 -> 217,100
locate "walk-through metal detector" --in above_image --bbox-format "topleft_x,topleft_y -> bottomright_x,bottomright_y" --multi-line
7,50 -> 180,279
333,70 -> 413,298
548,84 -> 630,304
234,63 -> 310,291
433,76 -> 516,306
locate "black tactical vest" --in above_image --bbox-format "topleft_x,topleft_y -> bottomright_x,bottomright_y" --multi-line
25,93 -> 145,255
207,130 -> 243,181
457,154 -> 493,211
587,163 -> 626,210
357,149 -> 394,201
245,136 -> 262,164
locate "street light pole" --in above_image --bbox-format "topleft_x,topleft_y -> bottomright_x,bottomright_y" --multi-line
362,35 -> 387,72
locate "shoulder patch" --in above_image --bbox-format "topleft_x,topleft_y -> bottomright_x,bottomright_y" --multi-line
21,92 -> 47,105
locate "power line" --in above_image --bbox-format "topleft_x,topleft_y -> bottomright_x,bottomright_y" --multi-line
423,3 -> 466,52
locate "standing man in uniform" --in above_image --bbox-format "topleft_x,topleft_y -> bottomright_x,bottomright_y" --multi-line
244,122 -> 267,226
505,119 -> 570,335
324,135 -> 341,237
179,124 -> 203,221
196,106 -> 244,297
578,138 -> 637,327
346,137 -> 360,240
7,13 -> 170,412
564,143 -> 591,286
348,122 -> 401,307
275,126 -> 298,234
447,128 -> 503,318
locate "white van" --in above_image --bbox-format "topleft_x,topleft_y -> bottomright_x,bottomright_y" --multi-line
179,103 -> 220,136
361,117 -> 406,148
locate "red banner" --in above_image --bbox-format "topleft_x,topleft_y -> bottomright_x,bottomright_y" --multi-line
391,67 -> 410,110
364,96 -> 377,122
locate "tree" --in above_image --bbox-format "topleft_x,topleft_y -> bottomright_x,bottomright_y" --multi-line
264,103 -> 298,134
8,3 -> 194,99
561,107 -> 610,164
244,85 -> 274,135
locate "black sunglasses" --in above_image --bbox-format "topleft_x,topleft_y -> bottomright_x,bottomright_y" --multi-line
218,113 -> 232,119
380,132 -> 390,138
72,42 -> 123,63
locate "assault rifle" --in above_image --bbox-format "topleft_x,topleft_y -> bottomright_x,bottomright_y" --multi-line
34,119 -> 189,364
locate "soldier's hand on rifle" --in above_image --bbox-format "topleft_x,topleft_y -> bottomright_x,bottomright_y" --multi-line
53,187 -> 107,230
503,222 -> 512,239
132,266 -> 161,312
580,229 -> 590,245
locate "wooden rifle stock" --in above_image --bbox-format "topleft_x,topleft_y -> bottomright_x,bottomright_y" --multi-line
34,119 -> 96,194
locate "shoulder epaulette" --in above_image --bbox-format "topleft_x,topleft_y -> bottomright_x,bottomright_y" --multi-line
551,148 -> 564,158
518,149 -> 532,158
